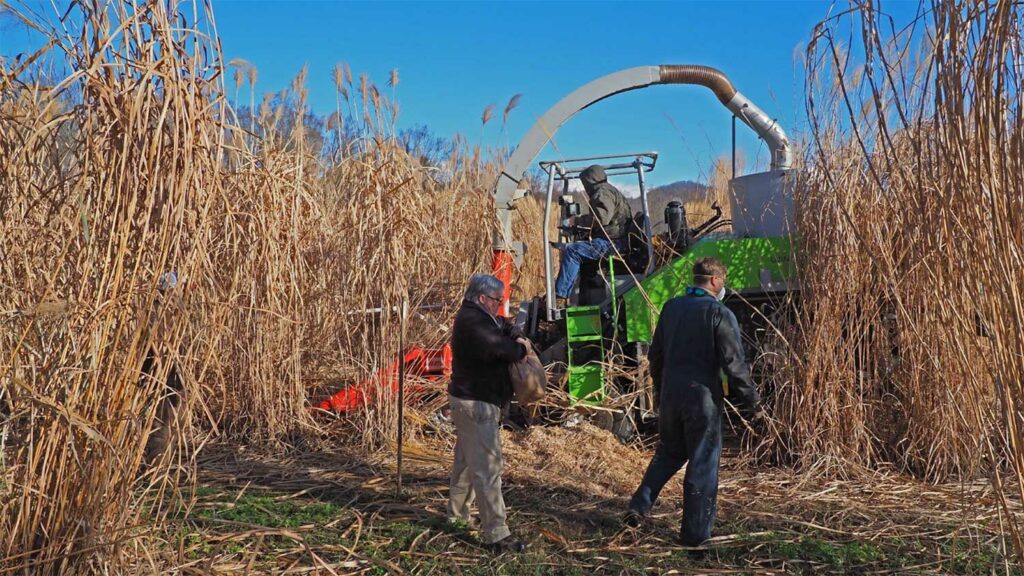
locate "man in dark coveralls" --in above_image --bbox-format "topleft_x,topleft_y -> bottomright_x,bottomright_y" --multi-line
625,257 -> 764,547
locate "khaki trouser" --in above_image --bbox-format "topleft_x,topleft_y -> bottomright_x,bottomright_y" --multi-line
447,395 -> 511,544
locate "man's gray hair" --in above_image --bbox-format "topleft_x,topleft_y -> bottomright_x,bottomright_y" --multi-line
464,273 -> 505,302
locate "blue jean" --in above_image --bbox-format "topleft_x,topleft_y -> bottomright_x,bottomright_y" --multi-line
628,389 -> 723,546
554,238 -> 615,299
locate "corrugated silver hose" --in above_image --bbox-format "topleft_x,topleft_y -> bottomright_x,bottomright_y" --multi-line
659,64 -> 792,170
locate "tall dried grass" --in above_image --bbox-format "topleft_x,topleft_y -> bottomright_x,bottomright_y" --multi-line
5,0 -> 1024,571
0,0 -> 498,571
1,1 -> 226,571
767,0 -> 1024,558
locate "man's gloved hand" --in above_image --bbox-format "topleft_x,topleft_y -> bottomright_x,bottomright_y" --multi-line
745,408 -> 768,436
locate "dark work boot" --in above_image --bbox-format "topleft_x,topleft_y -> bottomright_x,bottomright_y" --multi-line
677,533 -> 710,559
486,534 -> 527,554
623,508 -> 645,528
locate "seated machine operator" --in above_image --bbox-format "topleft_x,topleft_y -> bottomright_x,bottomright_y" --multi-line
554,164 -> 632,305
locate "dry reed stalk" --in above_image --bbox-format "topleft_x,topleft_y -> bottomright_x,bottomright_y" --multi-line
0,0 -> 504,571
707,154 -> 739,223
767,0 -> 1024,561
1,0 -> 227,571
15,0 -> 1024,571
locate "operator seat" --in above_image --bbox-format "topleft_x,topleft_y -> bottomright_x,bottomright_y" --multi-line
578,212 -> 651,306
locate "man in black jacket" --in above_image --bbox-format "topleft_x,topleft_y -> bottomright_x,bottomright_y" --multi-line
554,165 -> 632,302
448,274 -> 530,553
625,257 -> 763,547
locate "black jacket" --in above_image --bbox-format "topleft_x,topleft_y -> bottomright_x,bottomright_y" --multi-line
448,300 -> 527,407
576,166 -> 632,241
649,288 -> 760,417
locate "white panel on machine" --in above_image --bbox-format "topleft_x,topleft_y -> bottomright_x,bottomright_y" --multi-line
728,169 -> 796,238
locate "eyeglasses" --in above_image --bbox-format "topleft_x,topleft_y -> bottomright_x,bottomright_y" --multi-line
483,294 -> 503,304
696,273 -> 727,284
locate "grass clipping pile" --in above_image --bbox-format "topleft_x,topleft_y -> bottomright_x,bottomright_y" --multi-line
501,423 -> 668,497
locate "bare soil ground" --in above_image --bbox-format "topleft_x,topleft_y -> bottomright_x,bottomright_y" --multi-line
166,424 -> 1019,574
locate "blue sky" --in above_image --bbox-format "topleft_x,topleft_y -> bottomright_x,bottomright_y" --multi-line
2,1 -> 923,188
211,0 -> 833,187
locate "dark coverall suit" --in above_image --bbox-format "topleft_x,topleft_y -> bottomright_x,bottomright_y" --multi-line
628,287 -> 761,545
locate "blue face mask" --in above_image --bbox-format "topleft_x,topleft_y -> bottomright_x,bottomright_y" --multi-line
716,286 -> 726,301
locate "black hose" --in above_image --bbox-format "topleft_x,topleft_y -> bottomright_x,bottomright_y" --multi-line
695,220 -> 733,239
